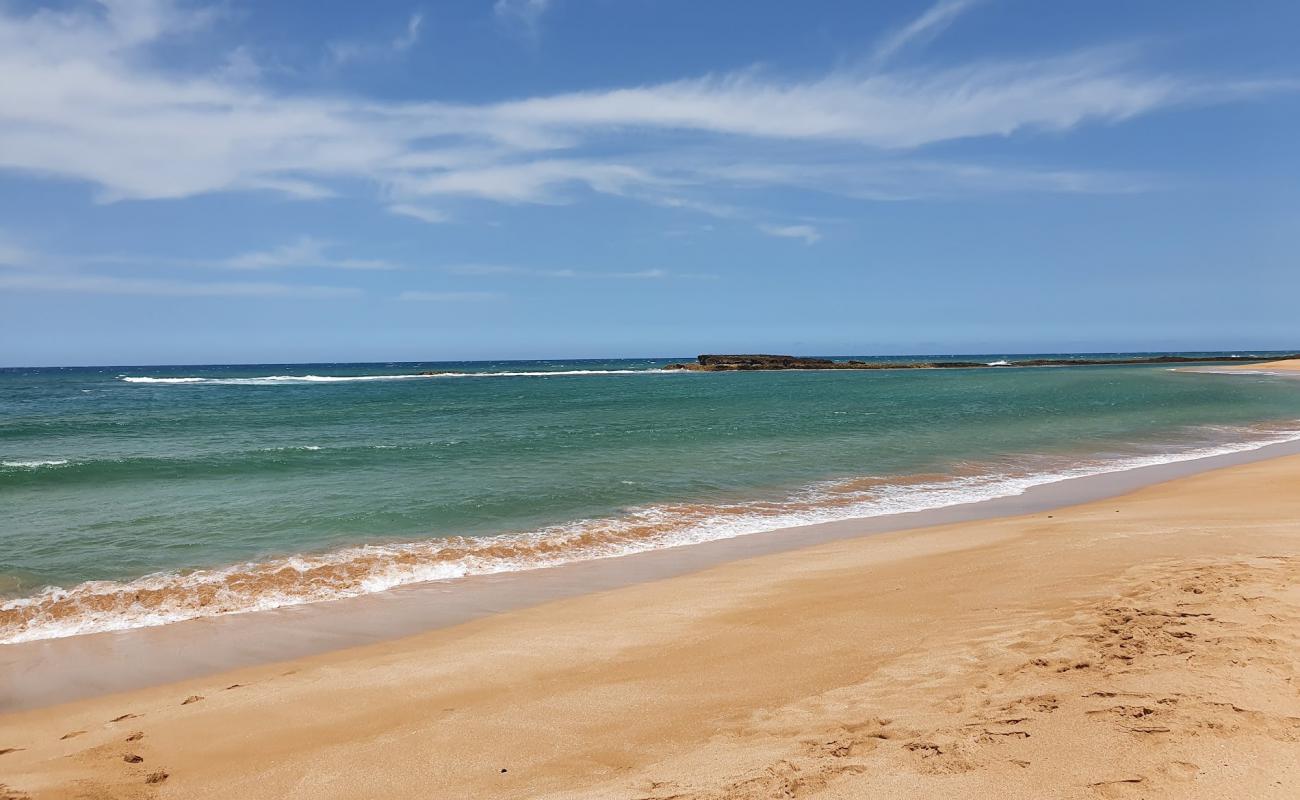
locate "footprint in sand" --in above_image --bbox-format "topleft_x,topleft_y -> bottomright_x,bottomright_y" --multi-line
1088,776 -> 1145,798
124,754 -> 144,764
59,731 -> 86,741
181,695 -> 204,705
0,748 -> 23,756
109,713 -> 139,723
145,770 -> 169,785
126,732 -> 144,742
1161,761 -> 1200,781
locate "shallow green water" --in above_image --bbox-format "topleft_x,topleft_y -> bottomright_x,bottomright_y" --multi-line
3,354 -> 1300,641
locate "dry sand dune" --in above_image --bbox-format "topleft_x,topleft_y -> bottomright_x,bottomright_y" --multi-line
3,456 -> 1300,799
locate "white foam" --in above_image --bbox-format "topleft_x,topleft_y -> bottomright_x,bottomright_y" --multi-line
1180,368 -> 1300,378
6,425 -> 1300,644
120,370 -> 677,385
987,360 -> 1011,366
2,459 -> 70,468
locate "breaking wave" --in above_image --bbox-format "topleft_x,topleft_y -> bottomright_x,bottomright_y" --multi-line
120,370 -> 676,385
5,425 -> 1300,644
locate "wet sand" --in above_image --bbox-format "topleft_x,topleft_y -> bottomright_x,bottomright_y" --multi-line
4,451 -> 1300,798
6,435 -> 1300,711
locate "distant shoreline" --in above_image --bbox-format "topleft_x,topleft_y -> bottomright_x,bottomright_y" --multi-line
663,352 -> 1300,372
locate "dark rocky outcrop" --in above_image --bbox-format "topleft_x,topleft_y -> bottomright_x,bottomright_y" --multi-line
699,354 -> 834,369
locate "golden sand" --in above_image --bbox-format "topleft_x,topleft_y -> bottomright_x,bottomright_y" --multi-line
1225,358 -> 1300,372
4,455 -> 1300,798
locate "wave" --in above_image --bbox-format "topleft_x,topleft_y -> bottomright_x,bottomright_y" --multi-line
4,425 -> 1300,644
119,370 -> 675,385
1178,367 -> 1300,378
1,459 -> 70,469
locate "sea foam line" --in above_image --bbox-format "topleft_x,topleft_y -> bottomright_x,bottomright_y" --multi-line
120,370 -> 676,384
4,425 -> 1300,644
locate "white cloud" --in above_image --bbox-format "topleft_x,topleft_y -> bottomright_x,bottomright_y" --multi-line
327,11 -> 425,65
398,290 -> 502,301
388,204 -> 450,224
394,160 -> 662,203
219,45 -> 262,83
394,12 -> 424,52
441,264 -> 682,279
494,0 -> 551,35
0,0 -> 1288,219
759,224 -> 822,245
80,236 -> 402,271
699,158 -> 1152,200
871,0 -> 977,67
222,237 -> 399,270
0,270 -> 360,298
0,232 -> 30,267
485,50 -> 1186,148
0,234 -> 384,297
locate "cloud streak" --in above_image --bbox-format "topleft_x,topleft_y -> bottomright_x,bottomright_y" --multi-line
398,290 -> 502,301
83,237 -> 402,271
0,0 -> 1289,223
0,271 -> 360,298
870,0 -> 977,67
494,0 -> 551,36
222,237 -> 399,270
758,224 -> 822,245
327,11 -> 424,65
387,204 -> 450,224
440,264 -> 703,280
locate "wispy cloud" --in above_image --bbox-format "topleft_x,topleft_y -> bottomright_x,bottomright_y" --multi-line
441,264 -> 692,279
222,237 -> 399,271
394,12 -> 424,52
0,271 -> 360,298
327,11 -> 425,65
394,160 -> 661,204
0,231 -> 30,267
387,204 -> 450,224
494,0 -> 551,37
870,0 -> 977,67
758,224 -> 822,245
0,0 -> 1289,225
699,158 -> 1153,201
88,237 -> 403,271
398,290 -> 502,301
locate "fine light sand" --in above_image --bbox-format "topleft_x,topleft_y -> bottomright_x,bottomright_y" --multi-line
1225,358 -> 1300,372
4,456 -> 1300,799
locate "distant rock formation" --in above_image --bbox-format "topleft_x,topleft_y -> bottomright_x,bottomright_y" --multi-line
700,354 -> 834,369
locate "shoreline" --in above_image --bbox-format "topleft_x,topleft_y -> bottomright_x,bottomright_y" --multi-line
666,352 -> 1300,372
6,431 -> 1300,712
4,441 -> 1300,797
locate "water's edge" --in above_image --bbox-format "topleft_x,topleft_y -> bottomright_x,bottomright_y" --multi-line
5,435 -> 1300,713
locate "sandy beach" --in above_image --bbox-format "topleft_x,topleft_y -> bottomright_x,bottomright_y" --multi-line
1221,358 -> 1300,372
4,453 -> 1300,799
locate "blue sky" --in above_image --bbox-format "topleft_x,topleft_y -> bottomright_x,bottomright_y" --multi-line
1,0 -> 1298,366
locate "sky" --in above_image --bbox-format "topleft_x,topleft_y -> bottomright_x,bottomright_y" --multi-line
1,0 -> 1298,366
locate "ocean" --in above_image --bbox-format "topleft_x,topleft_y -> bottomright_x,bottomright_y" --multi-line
3,353 -> 1300,643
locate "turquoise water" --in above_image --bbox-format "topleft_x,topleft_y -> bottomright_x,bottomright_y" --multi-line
3,354 -> 1300,642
